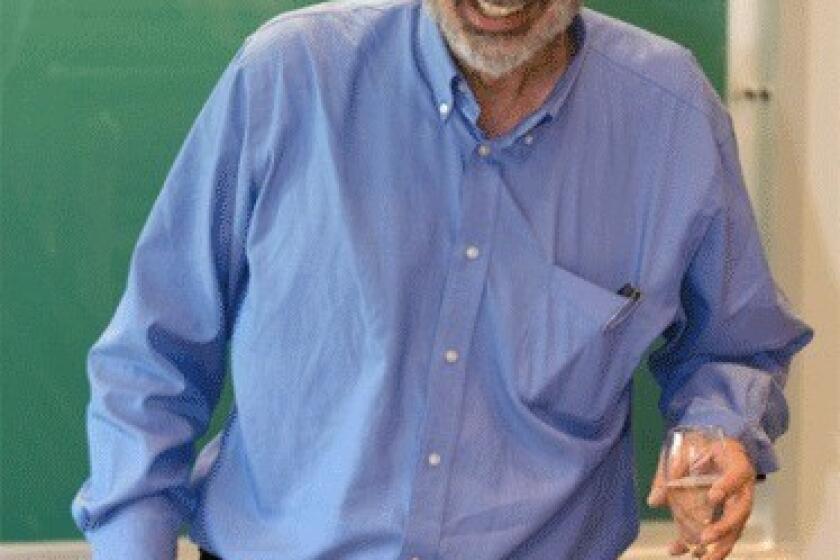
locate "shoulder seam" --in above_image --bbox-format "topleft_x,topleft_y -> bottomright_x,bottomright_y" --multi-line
587,45 -> 717,122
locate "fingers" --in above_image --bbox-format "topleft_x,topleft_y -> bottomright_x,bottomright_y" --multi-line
701,530 -> 741,560
671,437 -> 756,559
668,539 -> 689,556
708,441 -> 756,505
660,436 -> 757,559
702,483 -> 754,545
702,464 -> 755,560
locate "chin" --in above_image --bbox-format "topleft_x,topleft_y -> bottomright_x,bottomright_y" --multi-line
423,0 -> 580,79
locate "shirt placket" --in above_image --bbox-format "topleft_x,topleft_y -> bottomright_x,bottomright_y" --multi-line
401,143 -> 503,560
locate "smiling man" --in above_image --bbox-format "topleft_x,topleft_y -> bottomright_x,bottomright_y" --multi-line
72,0 -> 812,559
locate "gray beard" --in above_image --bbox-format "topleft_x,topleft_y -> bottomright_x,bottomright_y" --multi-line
423,0 -> 580,79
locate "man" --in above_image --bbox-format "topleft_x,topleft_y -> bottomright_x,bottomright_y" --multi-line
72,0 -> 813,558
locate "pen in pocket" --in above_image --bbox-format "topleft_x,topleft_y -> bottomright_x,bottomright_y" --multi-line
603,283 -> 643,331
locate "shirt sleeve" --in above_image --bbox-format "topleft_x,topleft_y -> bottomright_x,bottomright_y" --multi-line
649,124 -> 813,476
71,41 -> 257,560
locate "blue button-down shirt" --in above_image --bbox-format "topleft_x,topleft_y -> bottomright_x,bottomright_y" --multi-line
72,1 -> 813,558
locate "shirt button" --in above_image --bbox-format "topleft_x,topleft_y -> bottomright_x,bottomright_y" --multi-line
444,349 -> 459,364
464,245 -> 480,260
428,452 -> 442,466
478,144 -> 491,157
523,133 -> 534,145
438,102 -> 450,117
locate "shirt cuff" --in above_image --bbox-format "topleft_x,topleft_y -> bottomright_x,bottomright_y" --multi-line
83,496 -> 183,560
673,406 -> 779,476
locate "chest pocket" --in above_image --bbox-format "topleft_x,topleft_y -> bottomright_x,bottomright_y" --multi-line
516,263 -> 640,433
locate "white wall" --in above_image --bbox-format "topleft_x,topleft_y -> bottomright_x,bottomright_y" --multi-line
763,0 -> 840,557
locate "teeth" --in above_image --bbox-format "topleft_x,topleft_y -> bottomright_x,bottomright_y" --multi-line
475,0 -> 527,17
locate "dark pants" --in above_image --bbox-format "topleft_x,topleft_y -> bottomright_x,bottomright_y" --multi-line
199,549 -> 223,560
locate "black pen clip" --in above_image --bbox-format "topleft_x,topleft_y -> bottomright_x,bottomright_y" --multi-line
617,283 -> 642,301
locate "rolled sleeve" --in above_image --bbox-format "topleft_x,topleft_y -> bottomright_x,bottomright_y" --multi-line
651,130 -> 813,475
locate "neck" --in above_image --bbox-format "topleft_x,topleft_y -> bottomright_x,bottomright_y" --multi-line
457,30 -> 574,136
467,30 -> 573,95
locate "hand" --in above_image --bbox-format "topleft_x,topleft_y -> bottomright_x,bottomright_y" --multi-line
647,437 -> 757,559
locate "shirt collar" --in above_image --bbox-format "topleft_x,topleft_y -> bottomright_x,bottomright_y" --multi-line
415,5 -> 590,125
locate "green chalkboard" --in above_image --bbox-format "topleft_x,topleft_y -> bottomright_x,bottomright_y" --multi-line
0,0 -> 726,541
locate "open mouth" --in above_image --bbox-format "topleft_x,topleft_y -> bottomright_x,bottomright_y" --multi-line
476,0 -> 528,17
458,0 -> 547,35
